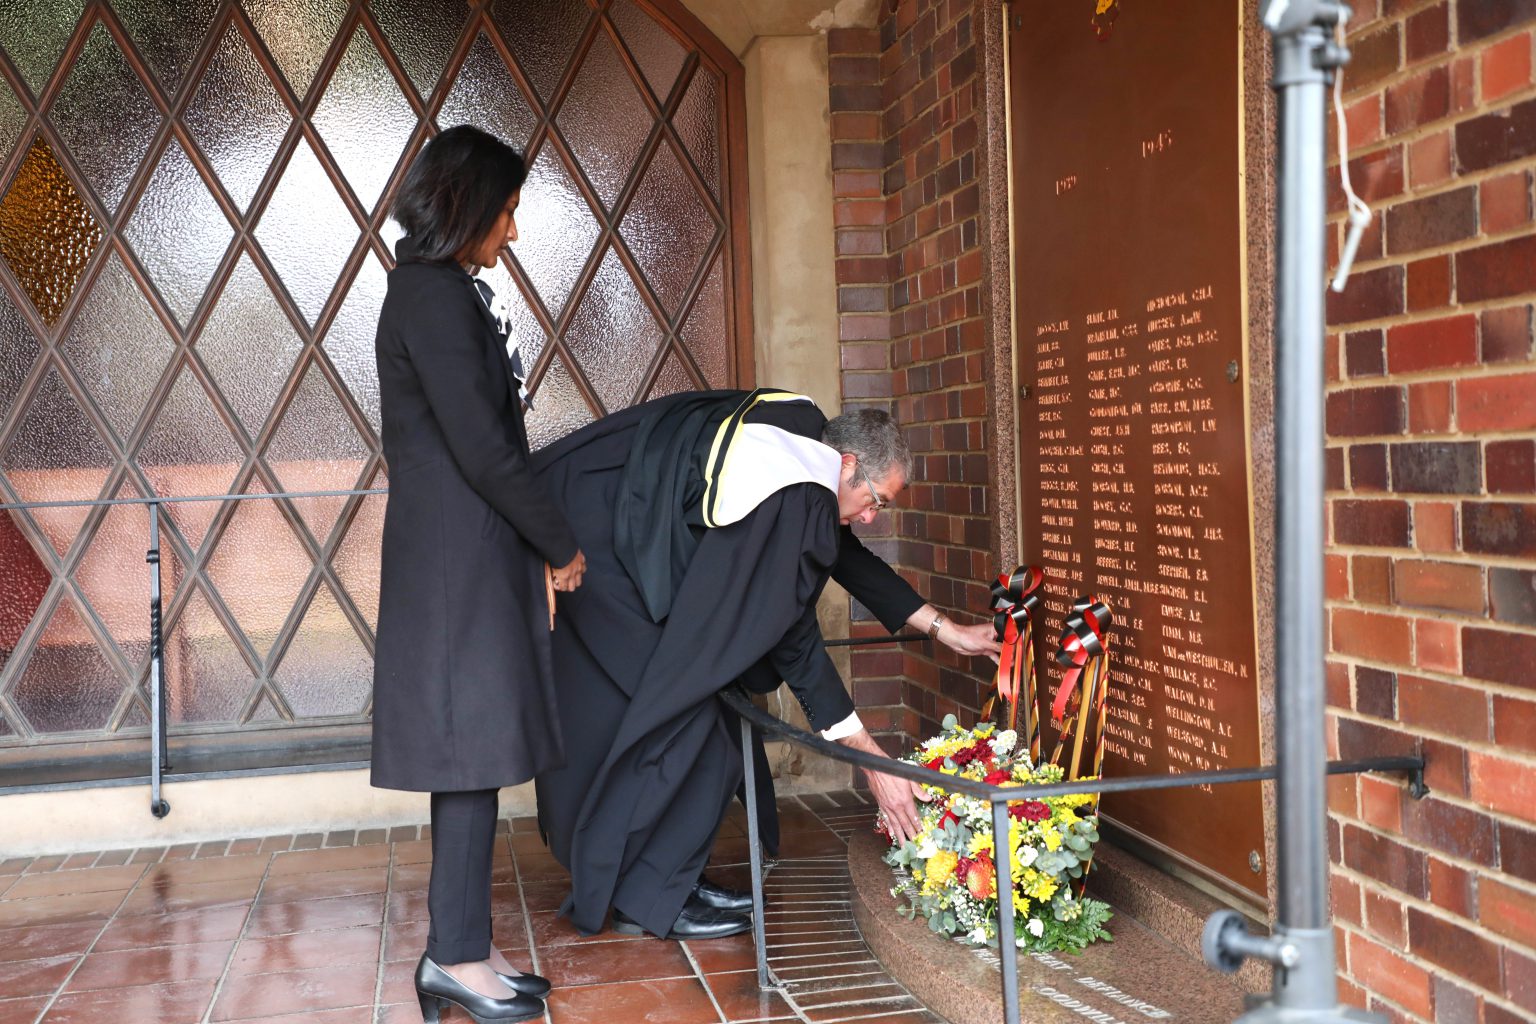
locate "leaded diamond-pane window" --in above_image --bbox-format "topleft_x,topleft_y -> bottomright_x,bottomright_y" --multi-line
0,0 -> 747,770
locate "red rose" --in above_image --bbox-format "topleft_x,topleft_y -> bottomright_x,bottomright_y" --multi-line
1020,800 -> 1051,822
926,756 -> 946,771
984,769 -> 1012,786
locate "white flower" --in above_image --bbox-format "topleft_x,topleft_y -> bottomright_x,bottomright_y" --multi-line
1018,845 -> 1038,867
1027,917 -> 1045,938
990,730 -> 1017,755
968,926 -> 989,943
916,837 -> 939,859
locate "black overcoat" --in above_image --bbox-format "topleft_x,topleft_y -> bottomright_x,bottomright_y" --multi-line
370,238 -> 579,793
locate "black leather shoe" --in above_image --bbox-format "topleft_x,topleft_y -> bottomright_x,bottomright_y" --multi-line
692,875 -> 754,912
415,955 -> 544,1023
611,895 -> 753,940
493,968 -> 552,1000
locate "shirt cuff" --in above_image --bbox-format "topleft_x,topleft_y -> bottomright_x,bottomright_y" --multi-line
820,710 -> 864,741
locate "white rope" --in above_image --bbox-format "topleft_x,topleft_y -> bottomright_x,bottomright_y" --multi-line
1330,20 -> 1373,293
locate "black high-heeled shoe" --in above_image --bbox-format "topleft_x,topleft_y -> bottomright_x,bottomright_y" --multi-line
494,967 -> 552,1000
415,955 -> 544,1023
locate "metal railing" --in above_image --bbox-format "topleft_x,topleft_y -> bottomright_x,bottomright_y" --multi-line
718,674 -> 1425,1024
0,488 -> 386,816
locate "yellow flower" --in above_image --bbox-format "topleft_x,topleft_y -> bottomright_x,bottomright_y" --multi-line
968,832 -> 994,857
923,850 -> 959,894
1020,867 -> 1059,901
1042,828 -> 1062,852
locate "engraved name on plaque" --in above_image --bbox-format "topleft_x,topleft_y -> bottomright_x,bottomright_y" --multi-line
1007,1 -> 1267,897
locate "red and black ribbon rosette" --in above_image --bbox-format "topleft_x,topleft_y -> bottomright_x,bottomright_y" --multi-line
980,565 -> 1045,760
1049,594 -> 1114,784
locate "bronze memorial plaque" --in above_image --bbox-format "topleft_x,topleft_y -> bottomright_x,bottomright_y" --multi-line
1007,1 -> 1266,897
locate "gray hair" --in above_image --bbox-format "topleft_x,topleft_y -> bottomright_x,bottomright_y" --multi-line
822,408 -> 912,481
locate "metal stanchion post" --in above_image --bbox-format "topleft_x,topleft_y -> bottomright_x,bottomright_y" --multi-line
992,800 -> 1021,1024
147,502 -> 170,818
1201,3 -> 1382,1020
741,716 -> 776,990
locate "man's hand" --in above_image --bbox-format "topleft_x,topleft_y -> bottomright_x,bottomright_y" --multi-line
551,550 -> 586,592
941,620 -> 1002,663
837,728 -> 932,846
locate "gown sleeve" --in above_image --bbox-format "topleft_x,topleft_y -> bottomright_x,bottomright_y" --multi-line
832,526 -> 926,632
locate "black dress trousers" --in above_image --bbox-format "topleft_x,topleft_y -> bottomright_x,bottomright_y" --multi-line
426,789 -> 499,963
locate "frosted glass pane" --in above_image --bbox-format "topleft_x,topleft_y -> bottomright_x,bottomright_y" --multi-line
476,261 -> 548,372
183,22 -> 291,214
124,138 -> 234,328
162,584 -> 255,724
322,250 -> 387,437
0,80 -> 24,165
62,252 -> 176,443
272,582 -> 370,717
557,30 -> 649,211
681,251 -> 726,388
204,479 -> 312,659
492,0 -> 589,106
263,361 -> 370,545
673,66 -> 720,201
136,365 -> 245,552
512,147 -> 599,320
0,287 -> 41,427
371,0 -> 466,101
48,22 -> 161,214
71,481 -> 154,667
249,691 -> 282,721
254,137 -> 358,326
620,140 -> 716,317
0,0 -> 84,98
565,246 -> 662,413
312,26 -> 415,213
608,0 -> 685,105
0,137 -> 104,326
242,0 -> 348,102
437,31 -> 536,152
194,253 -> 302,438
9,596 -> 124,734
112,0 -> 221,94
524,352 -> 594,450
646,347 -> 697,400
1,366 -> 114,556
0,511 -> 52,678
330,469 -> 383,635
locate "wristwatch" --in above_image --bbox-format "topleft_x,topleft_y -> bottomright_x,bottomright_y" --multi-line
927,613 -> 946,639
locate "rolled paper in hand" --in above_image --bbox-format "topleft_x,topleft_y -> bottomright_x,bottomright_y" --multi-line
983,565 -> 1045,761
544,563 -> 556,631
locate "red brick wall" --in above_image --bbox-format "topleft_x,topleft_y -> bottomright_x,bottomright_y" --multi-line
1324,2 -> 1536,1020
834,0 -> 1536,1014
829,1 -> 997,756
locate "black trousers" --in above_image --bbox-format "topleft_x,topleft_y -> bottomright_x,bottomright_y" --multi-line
427,789 -> 499,964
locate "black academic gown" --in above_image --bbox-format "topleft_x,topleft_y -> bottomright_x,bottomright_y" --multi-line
530,392 -> 861,935
370,238 -> 579,793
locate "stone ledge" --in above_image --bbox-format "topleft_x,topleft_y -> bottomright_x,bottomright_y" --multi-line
848,829 -> 1248,1024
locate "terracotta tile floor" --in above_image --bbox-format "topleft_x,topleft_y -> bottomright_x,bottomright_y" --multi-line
0,792 -> 942,1024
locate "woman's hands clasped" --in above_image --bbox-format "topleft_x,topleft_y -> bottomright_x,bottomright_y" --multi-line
550,550 -> 586,592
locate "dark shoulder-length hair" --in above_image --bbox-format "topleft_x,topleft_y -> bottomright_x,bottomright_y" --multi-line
391,125 -> 528,262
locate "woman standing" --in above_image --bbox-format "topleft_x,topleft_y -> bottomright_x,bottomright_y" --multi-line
371,125 -> 585,1024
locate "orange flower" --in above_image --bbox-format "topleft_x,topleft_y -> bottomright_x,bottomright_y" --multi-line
964,852 -> 997,899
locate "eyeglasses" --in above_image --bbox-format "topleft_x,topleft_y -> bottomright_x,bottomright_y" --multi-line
855,462 -> 888,512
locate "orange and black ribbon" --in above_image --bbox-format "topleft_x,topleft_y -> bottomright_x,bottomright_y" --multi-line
1048,595 -> 1113,783
980,566 -> 1045,761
